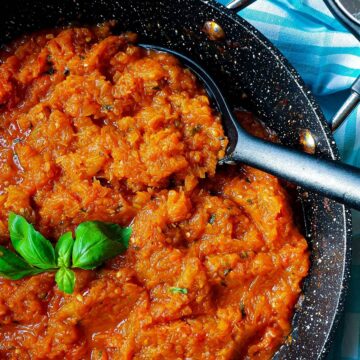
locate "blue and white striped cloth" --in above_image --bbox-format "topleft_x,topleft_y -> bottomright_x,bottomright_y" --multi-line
216,0 -> 360,358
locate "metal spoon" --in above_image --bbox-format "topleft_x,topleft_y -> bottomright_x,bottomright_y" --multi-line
140,44 -> 360,210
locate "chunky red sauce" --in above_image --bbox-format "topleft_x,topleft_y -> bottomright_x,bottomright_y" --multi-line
0,23 -> 309,359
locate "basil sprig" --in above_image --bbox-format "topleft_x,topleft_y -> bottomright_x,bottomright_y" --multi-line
0,213 -> 131,294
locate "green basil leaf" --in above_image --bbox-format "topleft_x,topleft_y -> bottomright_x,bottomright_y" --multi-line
0,245 -> 45,280
72,221 -> 131,270
55,267 -> 75,294
9,213 -> 56,269
120,227 -> 132,249
55,232 -> 74,268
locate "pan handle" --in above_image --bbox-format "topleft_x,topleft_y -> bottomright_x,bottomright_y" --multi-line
331,75 -> 360,132
226,0 -> 257,11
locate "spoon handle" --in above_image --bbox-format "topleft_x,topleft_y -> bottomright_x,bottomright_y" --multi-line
228,133 -> 360,210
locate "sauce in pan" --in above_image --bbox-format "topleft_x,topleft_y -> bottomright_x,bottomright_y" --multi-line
0,23 -> 309,359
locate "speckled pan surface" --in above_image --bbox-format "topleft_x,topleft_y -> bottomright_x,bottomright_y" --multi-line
0,0 -> 352,358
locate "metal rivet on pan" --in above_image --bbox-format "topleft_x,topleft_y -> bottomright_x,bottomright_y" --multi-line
299,129 -> 316,154
203,21 -> 225,41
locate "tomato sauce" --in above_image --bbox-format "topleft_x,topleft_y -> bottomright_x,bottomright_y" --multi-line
0,23 -> 309,359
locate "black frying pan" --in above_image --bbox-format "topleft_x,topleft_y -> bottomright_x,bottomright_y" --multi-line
0,1 -> 351,359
